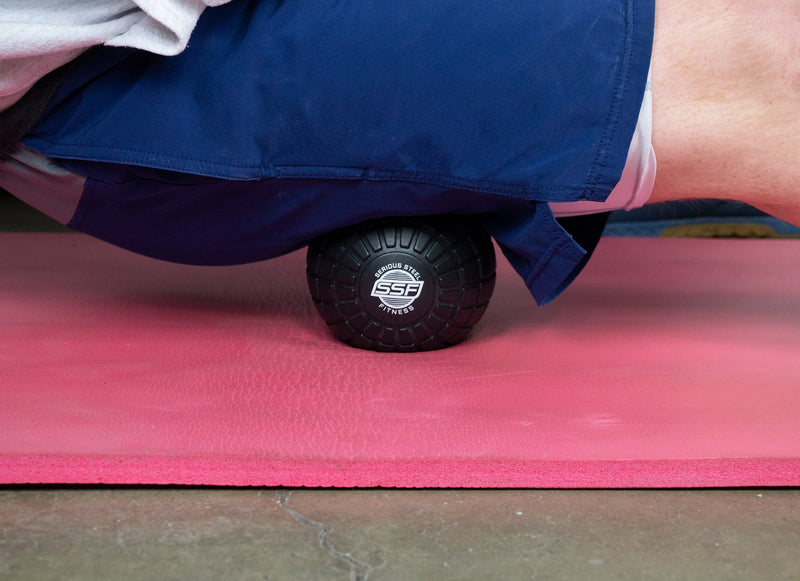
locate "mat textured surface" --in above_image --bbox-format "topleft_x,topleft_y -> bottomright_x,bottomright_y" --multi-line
2,234 -> 799,487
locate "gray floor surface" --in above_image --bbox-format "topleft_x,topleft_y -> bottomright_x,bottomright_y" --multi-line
2,192 -> 799,580
3,487 -> 800,581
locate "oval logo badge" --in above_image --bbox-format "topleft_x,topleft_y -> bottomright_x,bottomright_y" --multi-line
370,268 -> 425,311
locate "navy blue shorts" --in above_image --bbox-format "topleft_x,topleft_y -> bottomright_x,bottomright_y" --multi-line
22,0 -> 655,304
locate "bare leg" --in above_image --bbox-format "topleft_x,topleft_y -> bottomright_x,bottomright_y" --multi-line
649,0 -> 800,225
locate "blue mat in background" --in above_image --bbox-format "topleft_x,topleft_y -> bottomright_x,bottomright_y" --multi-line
605,200 -> 800,237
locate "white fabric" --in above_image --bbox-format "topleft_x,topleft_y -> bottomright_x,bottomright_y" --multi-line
0,0 -> 231,112
0,146 -> 85,225
550,71 -> 656,217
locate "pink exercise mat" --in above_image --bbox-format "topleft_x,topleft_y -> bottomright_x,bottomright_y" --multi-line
1,233 -> 799,487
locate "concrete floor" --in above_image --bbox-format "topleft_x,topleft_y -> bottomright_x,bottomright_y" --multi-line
2,487 -> 800,580
2,191 -> 800,580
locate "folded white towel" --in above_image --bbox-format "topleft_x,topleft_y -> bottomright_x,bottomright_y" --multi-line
0,0 -> 231,112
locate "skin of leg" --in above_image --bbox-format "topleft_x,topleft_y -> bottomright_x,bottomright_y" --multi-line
649,0 -> 800,226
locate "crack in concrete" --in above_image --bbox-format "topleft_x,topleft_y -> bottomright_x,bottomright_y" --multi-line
276,491 -> 373,581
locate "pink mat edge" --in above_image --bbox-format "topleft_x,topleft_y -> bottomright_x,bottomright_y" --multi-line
3,455 -> 799,488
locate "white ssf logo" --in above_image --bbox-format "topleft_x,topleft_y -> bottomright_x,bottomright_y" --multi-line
370,265 -> 425,314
